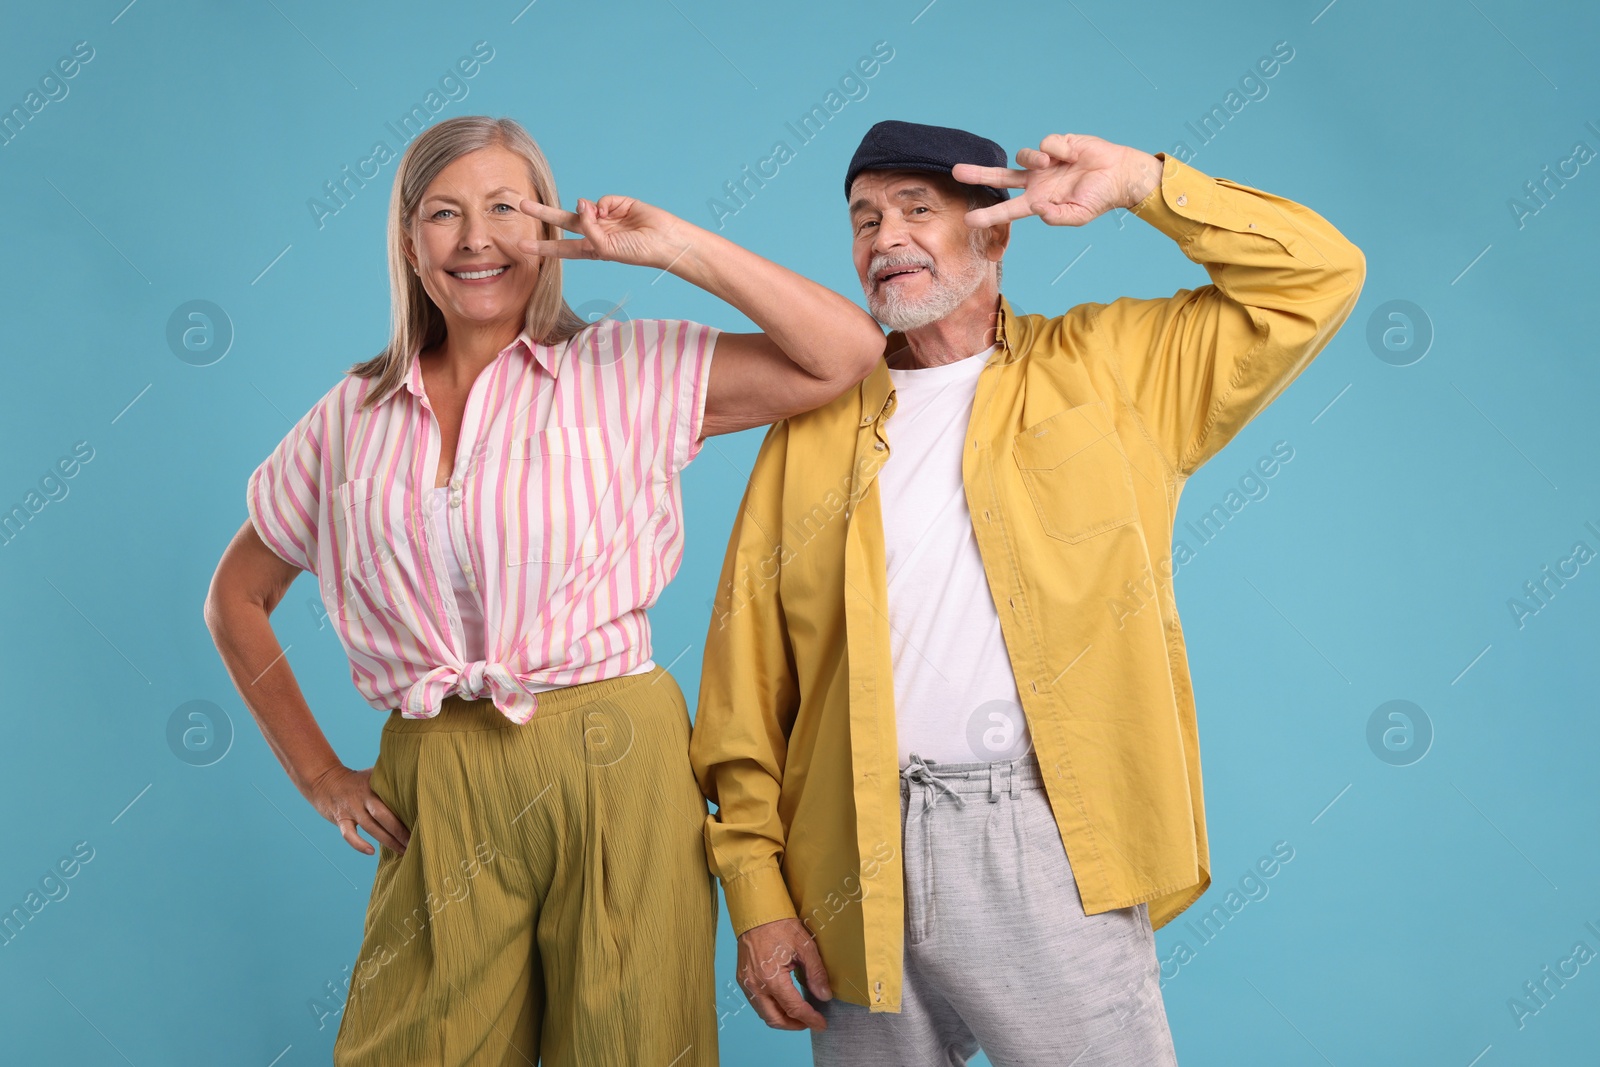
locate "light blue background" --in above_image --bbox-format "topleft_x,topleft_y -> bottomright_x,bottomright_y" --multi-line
2,1 -> 1597,1064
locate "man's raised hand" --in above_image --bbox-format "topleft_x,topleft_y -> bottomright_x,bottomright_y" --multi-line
954,133 -> 1163,229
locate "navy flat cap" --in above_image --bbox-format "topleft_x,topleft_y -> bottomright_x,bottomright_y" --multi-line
844,119 -> 1013,201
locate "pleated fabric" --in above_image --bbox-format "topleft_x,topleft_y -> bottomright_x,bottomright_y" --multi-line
333,664 -> 719,1066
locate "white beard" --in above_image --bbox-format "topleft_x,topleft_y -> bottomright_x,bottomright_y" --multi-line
865,238 -> 990,332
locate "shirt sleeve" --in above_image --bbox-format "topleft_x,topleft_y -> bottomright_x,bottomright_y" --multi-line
647,319 -> 719,476
688,418 -> 804,936
246,393 -> 330,575
1090,152 -> 1367,478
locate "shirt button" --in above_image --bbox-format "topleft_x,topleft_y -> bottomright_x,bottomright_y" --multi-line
1175,193 -> 1188,206
449,491 -> 462,508
873,441 -> 885,451
861,415 -> 873,426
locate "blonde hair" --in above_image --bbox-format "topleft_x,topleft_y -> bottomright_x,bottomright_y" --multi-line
349,116 -> 588,408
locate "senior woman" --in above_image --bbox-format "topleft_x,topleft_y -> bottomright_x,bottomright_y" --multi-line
203,115 -> 883,1067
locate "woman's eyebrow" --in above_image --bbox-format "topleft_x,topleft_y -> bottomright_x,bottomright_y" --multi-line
422,185 -> 525,205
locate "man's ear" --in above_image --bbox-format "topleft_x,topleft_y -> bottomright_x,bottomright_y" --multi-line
984,220 -> 1011,263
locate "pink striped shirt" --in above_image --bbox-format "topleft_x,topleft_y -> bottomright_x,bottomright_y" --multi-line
247,318 -> 718,723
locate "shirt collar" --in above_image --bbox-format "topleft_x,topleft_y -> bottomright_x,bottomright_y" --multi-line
860,294 -> 1027,423
991,294 -> 1031,364
399,328 -> 555,402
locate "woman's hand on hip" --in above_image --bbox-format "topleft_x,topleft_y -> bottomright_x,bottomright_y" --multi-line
517,195 -> 693,271
307,764 -> 411,856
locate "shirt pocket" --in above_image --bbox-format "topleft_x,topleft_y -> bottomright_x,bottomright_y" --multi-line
506,425 -> 611,568
328,475 -> 412,622
1011,401 -> 1139,543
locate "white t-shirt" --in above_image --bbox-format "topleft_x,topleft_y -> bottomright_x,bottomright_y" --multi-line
878,346 -> 1033,769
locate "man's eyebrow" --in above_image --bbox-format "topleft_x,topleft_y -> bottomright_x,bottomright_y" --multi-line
849,186 -> 937,216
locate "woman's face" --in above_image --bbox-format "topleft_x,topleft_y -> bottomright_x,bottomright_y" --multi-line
405,144 -> 543,335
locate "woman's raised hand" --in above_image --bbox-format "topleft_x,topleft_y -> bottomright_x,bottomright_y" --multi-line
517,195 -> 692,271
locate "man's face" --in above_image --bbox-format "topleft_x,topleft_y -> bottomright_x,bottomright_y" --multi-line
848,169 -> 998,331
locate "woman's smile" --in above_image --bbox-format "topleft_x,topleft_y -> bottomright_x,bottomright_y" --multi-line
447,263 -> 510,283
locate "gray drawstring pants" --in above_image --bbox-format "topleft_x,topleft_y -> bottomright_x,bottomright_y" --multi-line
808,751 -> 1180,1066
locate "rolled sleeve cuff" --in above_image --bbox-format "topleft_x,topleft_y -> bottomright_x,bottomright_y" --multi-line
721,862 -> 799,937
675,326 -> 719,475
1126,151 -> 1217,245
246,464 -> 312,574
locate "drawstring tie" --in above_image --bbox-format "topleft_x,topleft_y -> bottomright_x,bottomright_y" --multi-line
902,753 -> 966,945
903,753 -> 968,808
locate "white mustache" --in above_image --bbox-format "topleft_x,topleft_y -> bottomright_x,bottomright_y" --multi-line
868,253 -> 935,288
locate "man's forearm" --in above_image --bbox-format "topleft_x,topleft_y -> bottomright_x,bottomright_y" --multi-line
689,418 -> 809,935
1098,151 -> 1367,475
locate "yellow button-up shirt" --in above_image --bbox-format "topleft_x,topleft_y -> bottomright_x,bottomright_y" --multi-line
688,152 -> 1366,1012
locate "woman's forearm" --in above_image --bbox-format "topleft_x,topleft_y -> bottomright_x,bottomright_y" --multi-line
666,222 -> 881,380
203,594 -> 343,798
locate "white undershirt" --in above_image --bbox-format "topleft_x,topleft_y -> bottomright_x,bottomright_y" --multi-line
878,346 -> 1033,768
430,487 -> 487,663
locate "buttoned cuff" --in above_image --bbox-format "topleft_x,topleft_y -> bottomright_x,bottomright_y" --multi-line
721,863 -> 799,937
1126,151 -> 1217,245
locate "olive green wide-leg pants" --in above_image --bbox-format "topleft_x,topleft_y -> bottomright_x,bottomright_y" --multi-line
332,664 -> 719,1066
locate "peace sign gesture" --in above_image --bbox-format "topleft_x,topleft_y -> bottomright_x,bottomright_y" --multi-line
953,134 -> 1163,230
516,194 -> 691,272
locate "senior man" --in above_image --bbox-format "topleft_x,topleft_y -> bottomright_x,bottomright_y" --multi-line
689,119 -> 1365,1064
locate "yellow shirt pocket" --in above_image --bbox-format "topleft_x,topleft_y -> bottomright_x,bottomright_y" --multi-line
1011,401 -> 1139,543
